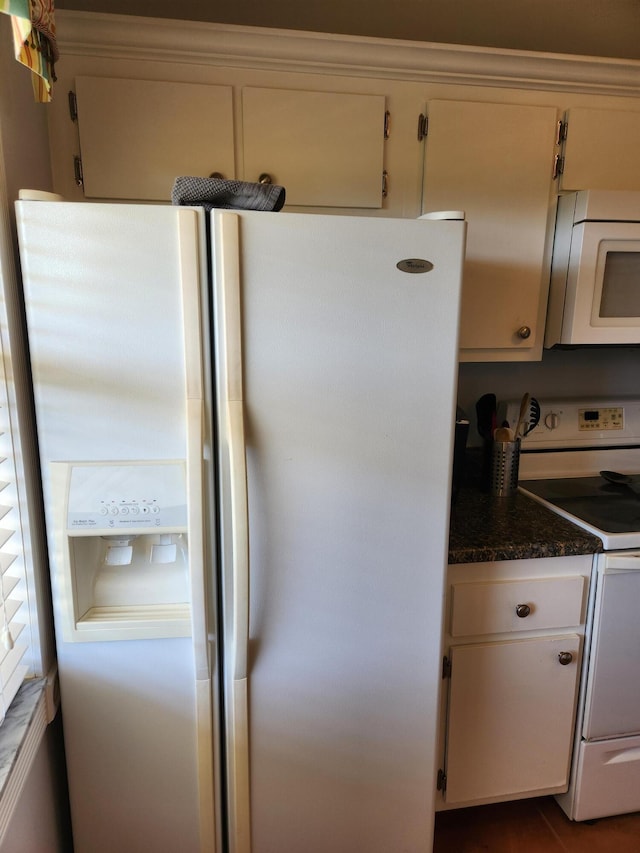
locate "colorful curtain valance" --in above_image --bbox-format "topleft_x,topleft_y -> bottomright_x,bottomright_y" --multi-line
0,0 -> 58,102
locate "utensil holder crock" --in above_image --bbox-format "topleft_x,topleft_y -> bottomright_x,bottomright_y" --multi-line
490,438 -> 521,497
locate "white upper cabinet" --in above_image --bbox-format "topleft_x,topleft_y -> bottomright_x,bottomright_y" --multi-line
241,87 -> 386,208
422,100 -> 559,361
560,107 -> 640,192
74,76 -> 236,200
71,78 -> 387,209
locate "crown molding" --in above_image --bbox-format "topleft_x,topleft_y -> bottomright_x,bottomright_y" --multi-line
56,10 -> 640,98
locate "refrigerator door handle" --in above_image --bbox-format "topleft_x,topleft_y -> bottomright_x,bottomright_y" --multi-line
179,210 -> 218,850
178,210 -> 210,680
228,398 -> 250,682
227,398 -> 252,853
186,396 -> 210,680
213,212 -> 252,853
213,211 -> 250,683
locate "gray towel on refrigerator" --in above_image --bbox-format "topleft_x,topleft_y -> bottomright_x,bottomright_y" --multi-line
171,176 -> 286,212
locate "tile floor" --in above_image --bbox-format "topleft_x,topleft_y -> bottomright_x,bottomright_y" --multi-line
433,796 -> 640,852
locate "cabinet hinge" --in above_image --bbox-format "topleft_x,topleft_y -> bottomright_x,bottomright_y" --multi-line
437,768 -> 447,792
556,119 -> 568,145
384,110 -> 391,140
73,155 -> 84,188
417,113 -> 428,142
552,153 -> 565,181
442,655 -> 452,679
68,90 -> 78,122
382,170 -> 389,198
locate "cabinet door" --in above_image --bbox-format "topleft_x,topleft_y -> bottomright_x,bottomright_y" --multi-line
242,87 -> 386,208
75,77 -> 235,200
422,100 -> 558,360
444,634 -> 581,805
561,107 -> 640,191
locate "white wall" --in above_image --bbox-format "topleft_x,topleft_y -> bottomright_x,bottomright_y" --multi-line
54,0 -> 640,60
458,347 -> 640,445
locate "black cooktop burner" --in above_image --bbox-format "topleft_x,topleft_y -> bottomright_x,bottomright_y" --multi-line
520,477 -> 640,534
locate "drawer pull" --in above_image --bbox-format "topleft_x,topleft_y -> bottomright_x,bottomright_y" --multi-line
558,651 -> 573,666
515,603 -> 531,618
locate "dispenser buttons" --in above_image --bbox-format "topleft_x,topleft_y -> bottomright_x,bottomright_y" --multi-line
65,462 -> 188,532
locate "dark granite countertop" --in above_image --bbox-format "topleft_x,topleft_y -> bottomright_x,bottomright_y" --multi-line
448,486 -> 603,564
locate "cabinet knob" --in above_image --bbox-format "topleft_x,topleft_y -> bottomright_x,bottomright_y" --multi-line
515,603 -> 531,618
517,325 -> 532,340
558,651 -> 573,666
258,173 -> 273,185
208,172 -> 225,179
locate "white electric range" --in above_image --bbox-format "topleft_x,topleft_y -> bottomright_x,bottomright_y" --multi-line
507,397 -> 640,822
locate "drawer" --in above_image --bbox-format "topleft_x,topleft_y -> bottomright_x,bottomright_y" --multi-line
450,575 -> 586,637
571,735 -> 640,821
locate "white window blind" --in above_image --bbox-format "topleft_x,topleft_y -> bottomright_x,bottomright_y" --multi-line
0,348 -> 28,722
0,108 -> 54,728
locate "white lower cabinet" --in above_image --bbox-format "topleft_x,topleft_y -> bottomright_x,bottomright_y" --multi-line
438,556 -> 593,809
445,634 -> 581,804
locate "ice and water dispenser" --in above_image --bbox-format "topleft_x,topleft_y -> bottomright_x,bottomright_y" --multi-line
50,461 -> 192,642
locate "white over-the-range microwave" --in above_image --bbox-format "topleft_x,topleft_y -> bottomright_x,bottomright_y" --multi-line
545,189 -> 640,347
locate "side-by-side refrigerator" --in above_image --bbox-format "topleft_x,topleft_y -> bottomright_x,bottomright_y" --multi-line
15,198 -> 466,853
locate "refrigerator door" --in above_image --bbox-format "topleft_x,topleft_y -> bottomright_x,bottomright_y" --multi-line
212,210 -> 465,853
15,201 -> 217,853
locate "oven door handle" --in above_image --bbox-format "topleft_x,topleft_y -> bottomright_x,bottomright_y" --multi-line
603,554 -> 640,572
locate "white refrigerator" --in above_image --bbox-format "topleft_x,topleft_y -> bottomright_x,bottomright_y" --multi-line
15,199 -> 465,853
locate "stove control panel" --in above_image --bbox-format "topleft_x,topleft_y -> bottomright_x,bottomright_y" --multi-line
502,398 -> 640,449
578,406 -> 624,432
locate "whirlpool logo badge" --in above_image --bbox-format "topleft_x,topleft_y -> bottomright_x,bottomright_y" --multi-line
396,258 -> 434,274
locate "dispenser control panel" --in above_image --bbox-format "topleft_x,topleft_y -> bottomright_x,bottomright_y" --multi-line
66,462 -> 188,532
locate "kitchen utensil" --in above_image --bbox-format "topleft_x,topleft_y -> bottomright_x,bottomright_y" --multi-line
514,392 -> 530,439
494,426 -> 514,442
600,470 -> 640,497
476,393 -> 497,493
452,415 -> 470,504
523,397 -> 541,437
475,393 -> 497,441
